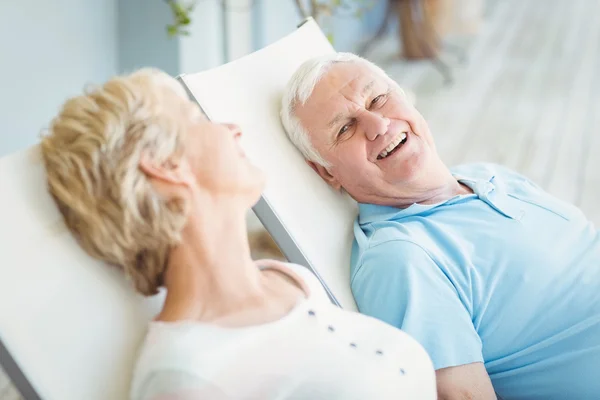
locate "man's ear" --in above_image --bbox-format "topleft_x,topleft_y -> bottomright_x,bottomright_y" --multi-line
139,153 -> 189,186
306,160 -> 342,191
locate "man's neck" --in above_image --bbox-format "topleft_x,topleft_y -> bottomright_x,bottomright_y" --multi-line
410,179 -> 472,206
379,167 -> 473,209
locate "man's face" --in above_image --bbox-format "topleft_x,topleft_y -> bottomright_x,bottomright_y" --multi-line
294,61 -> 438,205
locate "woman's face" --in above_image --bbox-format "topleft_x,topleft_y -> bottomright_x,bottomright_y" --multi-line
169,89 -> 265,204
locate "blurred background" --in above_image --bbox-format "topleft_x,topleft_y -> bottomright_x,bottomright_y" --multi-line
1,0 -> 599,397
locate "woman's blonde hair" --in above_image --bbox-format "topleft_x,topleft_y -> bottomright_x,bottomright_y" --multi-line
41,68 -> 190,296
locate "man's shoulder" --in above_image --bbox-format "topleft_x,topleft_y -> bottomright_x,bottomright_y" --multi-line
450,162 -> 524,181
351,212 -> 443,281
351,237 -> 436,282
352,223 -> 423,261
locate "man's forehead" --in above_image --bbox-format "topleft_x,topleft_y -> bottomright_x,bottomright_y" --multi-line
308,63 -> 381,104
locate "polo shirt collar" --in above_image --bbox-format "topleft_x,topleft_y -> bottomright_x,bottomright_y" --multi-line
358,169 -> 496,225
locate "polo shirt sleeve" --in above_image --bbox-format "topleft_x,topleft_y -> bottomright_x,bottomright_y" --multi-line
351,239 -> 483,371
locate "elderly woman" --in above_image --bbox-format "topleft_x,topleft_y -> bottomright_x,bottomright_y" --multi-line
40,68 -> 435,400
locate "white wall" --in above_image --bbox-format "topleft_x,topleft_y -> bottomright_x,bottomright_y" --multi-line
253,0 -> 303,50
118,0 -> 227,79
0,0 -> 118,157
253,0 -> 388,53
179,0 -> 225,74
118,0 -> 179,76
222,0 -> 254,62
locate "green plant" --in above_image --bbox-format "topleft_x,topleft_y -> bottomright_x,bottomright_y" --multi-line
164,0 -> 376,41
165,0 -> 196,37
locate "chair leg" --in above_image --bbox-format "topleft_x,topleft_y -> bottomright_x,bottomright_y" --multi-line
443,41 -> 468,64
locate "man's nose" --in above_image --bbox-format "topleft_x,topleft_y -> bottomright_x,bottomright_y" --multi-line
362,111 -> 390,141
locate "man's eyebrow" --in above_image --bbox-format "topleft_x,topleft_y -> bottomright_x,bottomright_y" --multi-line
327,81 -> 376,130
327,113 -> 345,129
362,80 -> 375,96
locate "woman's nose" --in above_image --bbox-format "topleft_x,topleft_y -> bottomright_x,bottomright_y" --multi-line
223,123 -> 242,139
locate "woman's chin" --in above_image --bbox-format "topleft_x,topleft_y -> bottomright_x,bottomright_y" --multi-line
238,173 -> 266,208
248,179 -> 266,205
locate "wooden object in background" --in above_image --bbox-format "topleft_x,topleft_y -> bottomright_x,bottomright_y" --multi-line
435,0 -> 484,36
248,229 -> 285,261
397,0 -> 444,59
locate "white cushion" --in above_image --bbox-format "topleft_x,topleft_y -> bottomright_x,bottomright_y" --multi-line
0,146 -> 165,399
179,18 -> 359,311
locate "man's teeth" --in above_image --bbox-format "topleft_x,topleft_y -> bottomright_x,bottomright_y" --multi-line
378,132 -> 408,159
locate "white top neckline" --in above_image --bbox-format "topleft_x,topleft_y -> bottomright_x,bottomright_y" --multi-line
149,259 -> 312,332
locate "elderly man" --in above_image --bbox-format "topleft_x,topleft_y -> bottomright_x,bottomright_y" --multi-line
280,52 -> 600,400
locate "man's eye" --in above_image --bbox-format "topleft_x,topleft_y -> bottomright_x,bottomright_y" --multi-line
338,123 -> 351,136
370,94 -> 385,108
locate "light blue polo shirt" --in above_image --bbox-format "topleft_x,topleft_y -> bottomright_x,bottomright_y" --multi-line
351,163 -> 600,399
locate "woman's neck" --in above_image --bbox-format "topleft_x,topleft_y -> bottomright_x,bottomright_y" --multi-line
157,195 -> 269,322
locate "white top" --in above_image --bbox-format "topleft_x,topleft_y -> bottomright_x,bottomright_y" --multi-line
129,261 -> 436,400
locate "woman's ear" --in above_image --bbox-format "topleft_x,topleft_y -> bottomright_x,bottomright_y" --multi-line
306,160 -> 342,191
139,153 -> 189,186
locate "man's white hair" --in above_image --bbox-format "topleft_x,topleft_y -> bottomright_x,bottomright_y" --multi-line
280,52 -> 401,168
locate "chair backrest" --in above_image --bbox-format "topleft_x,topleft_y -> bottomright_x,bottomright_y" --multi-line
179,18 -> 359,311
0,146 -> 165,399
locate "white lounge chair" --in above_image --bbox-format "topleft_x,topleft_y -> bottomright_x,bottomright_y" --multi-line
0,18 -> 357,400
178,17 -> 359,311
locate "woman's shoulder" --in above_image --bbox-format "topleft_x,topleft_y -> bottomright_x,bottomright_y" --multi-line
255,259 -> 332,303
130,322 -> 235,399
